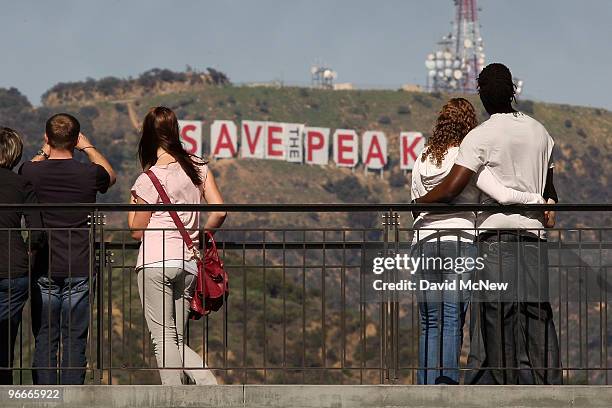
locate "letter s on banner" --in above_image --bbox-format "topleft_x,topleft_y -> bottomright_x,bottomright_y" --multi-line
241,120 -> 265,159
211,120 -> 238,159
362,131 -> 387,170
333,129 -> 358,168
179,120 -> 202,158
304,127 -> 329,165
400,132 -> 425,170
284,123 -> 304,163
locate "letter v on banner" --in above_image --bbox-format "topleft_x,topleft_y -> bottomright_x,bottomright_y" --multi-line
211,120 -> 238,159
241,120 -> 265,158
400,132 -> 424,171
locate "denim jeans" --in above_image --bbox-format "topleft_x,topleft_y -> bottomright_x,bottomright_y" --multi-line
0,276 -> 29,384
413,241 -> 476,385
31,276 -> 92,384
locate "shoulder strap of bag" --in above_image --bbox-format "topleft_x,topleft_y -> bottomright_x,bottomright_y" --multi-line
145,170 -> 198,256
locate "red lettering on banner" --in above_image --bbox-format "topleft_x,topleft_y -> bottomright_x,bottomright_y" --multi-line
244,124 -> 263,154
365,136 -> 385,166
306,131 -> 325,162
402,136 -> 422,166
267,125 -> 284,157
181,124 -> 197,154
337,133 -> 355,165
213,123 -> 236,156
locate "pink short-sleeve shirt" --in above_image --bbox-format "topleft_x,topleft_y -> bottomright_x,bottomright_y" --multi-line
131,161 -> 208,272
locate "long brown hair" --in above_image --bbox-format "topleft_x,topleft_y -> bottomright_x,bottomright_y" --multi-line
138,106 -> 205,185
421,97 -> 478,167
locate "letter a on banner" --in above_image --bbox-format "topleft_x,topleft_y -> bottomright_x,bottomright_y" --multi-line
178,120 -> 202,158
400,132 -> 425,170
241,120 -> 265,158
333,129 -> 359,168
284,123 -> 304,163
304,127 -> 329,165
266,122 -> 286,160
211,120 -> 238,159
362,131 -> 387,170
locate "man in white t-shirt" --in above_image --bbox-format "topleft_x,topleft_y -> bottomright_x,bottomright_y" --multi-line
415,63 -> 561,385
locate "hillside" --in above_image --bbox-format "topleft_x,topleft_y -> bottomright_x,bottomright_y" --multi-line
0,82 -> 610,230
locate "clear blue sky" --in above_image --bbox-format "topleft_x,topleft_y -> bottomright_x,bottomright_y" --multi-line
1,0 -> 610,109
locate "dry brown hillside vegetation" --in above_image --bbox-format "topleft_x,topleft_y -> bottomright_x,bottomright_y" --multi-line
0,78 -> 610,230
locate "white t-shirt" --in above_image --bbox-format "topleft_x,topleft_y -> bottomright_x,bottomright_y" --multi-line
411,146 -> 479,243
455,112 -> 554,235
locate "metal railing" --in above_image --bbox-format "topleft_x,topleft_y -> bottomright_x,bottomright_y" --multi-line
0,203 -> 610,385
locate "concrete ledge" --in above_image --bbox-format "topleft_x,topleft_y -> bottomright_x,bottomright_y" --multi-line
1,385 -> 612,408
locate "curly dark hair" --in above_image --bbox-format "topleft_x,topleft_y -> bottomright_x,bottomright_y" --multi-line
421,97 -> 478,167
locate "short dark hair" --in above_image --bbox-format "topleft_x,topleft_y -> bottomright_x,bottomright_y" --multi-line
46,113 -> 80,150
477,63 -> 516,114
0,127 -> 23,169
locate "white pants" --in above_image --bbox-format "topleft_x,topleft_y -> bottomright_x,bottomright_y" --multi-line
137,267 -> 217,385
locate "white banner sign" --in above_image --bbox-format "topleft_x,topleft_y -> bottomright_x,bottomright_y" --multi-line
265,122 -> 286,160
193,118 -> 423,174
284,123 -> 304,163
178,120 -> 202,158
211,120 -> 238,159
333,129 -> 359,168
362,131 -> 387,170
400,132 -> 425,170
304,127 -> 330,166
240,120 -> 265,159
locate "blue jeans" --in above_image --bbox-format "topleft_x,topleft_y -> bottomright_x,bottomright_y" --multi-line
31,276 -> 92,384
413,241 -> 476,384
0,276 -> 29,384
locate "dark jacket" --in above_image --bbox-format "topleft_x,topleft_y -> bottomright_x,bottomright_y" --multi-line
0,167 -> 45,278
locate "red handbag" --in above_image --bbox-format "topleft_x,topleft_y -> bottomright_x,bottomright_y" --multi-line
145,170 -> 229,320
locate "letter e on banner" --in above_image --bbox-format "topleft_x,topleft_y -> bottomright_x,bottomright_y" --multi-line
241,120 -> 265,158
304,127 -> 329,165
179,120 -> 202,158
333,129 -> 358,168
211,120 -> 237,159
266,122 -> 286,160
362,131 -> 387,170
284,123 -> 304,163
400,132 -> 424,170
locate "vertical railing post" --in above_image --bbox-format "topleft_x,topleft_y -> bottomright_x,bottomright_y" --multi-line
381,210 -> 401,383
94,210 -> 106,384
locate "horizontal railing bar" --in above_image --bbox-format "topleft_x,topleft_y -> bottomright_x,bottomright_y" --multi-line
101,241 -> 612,250
0,203 -> 609,212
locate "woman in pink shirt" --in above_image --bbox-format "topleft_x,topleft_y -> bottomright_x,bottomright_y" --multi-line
128,107 -> 226,385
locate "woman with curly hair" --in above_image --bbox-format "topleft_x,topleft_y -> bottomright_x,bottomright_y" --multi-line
410,97 -> 544,385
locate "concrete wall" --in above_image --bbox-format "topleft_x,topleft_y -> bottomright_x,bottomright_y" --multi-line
1,385 -> 612,408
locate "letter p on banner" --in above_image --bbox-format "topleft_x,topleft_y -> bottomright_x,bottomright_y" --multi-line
211,120 -> 238,159
304,127 -> 329,165
400,132 -> 424,170
179,120 -> 203,158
